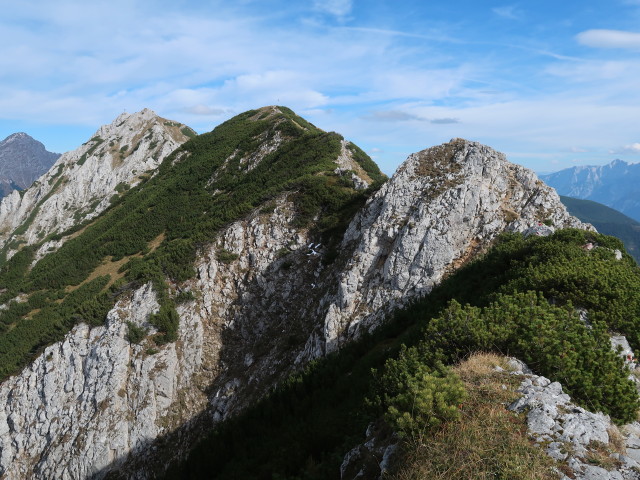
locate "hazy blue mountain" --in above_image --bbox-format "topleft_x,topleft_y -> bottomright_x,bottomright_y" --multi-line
541,160 -> 640,222
559,195 -> 640,263
0,132 -> 60,197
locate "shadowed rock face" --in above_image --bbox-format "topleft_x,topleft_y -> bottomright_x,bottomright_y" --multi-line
0,132 -> 60,197
0,131 -> 590,479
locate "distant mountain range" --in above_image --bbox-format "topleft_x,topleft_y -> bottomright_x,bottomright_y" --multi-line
559,195 -> 640,264
541,159 -> 640,222
0,132 -> 60,198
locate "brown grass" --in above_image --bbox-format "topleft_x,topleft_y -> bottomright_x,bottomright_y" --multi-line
147,232 -> 165,251
503,207 -> 520,223
584,440 -> 623,471
66,232 -> 165,293
389,353 -> 560,480
66,217 -> 98,241
65,256 -> 131,293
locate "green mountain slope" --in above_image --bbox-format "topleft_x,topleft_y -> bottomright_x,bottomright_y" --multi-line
560,195 -> 640,263
0,106 -> 384,380
162,228 -> 640,479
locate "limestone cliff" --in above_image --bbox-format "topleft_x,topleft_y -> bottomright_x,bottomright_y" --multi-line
0,119 -> 590,479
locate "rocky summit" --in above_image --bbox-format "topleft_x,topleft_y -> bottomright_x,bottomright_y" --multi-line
0,109 -> 195,263
0,107 -> 625,480
0,132 -> 60,198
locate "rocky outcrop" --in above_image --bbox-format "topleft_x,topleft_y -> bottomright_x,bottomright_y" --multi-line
0,109 -> 194,260
340,421 -> 399,480
0,136 -> 591,479
507,359 -> 640,480
0,132 -> 60,197
311,139 -> 589,356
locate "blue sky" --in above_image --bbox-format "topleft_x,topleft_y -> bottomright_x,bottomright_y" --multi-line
1,0 -> 640,174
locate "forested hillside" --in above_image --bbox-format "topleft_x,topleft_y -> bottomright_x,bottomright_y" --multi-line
164,228 -> 640,479
560,195 -> 640,263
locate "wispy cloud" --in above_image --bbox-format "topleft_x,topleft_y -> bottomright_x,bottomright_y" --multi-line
313,0 -> 353,18
576,29 -> 640,49
364,110 -> 427,122
362,110 -> 460,125
182,105 -> 228,116
568,146 -> 589,153
340,26 -> 460,43
492,5 -> 521,20
430,118 -> 460,124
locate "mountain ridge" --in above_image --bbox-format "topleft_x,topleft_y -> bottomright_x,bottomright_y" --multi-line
542,159 -> 640,222
0,107 -> 597,479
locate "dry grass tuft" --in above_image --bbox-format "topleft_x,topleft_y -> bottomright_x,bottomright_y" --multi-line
584,440 -> 623,470
607,425 -> 626,455
388,353 -> 560,480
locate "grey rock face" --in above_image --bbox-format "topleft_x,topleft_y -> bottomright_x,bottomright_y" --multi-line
0,283 -> 194,480
0,109 -> 193,261
0,132 -> 60,198
509,376 -> 609,454
0,137 -> 591,478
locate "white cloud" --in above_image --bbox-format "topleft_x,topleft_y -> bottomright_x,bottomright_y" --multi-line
610,143 -> 640,154
546,59 -> 639,83
576,29 -> 640,49
492,6 -> 521,20
313,0 -> 353,18
371,68 -> 470,102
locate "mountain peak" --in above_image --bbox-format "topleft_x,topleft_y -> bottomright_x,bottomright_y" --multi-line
0,132 -> 49,152
2,132 -> 31,143
609,158 -> 628,167
0,110 -> 196,257
0,132 -> 60,197
112,107 -> 157,124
